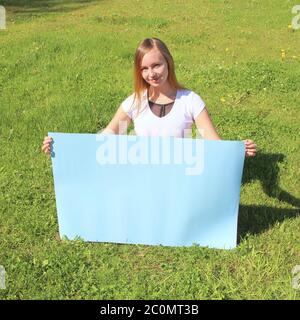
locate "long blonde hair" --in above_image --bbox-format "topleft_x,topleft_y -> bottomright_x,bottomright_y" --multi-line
132,38 -> 185,116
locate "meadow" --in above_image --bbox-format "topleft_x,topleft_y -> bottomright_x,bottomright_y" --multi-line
0,0 -> 299,299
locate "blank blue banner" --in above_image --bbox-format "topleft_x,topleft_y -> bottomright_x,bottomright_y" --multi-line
49,132 -> 245,249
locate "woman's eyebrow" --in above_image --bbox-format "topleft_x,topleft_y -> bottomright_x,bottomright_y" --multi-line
141,61 -> 161,68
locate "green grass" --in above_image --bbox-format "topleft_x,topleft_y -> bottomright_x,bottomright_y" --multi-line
0,0 -> 299,299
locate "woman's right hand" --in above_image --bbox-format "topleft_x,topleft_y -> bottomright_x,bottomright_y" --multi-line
42,136 -> 53,155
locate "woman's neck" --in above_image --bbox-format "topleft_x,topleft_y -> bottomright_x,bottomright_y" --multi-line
148,83 -> 177,100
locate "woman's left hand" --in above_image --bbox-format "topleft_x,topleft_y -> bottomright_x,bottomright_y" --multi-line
244,139 -> 257,157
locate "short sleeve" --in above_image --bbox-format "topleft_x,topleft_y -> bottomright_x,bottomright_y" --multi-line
121,93 -> 135,119
189,91 -> 206,120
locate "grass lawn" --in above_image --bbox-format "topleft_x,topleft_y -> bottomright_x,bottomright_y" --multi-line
0,0 -> 299,299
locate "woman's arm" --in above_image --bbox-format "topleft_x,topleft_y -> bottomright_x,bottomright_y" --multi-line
194,108 -> 221,140
101,105 -> 132,135
194,107 -> 257,157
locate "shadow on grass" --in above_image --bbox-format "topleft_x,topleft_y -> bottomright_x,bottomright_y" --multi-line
242,153 -> 300,208
1,0 -> 97,14
237,205 -> 299,243
237,152 -> 300,242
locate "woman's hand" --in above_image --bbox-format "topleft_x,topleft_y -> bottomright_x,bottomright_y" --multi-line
244,139 -> 257,157
42,136 -> 53,155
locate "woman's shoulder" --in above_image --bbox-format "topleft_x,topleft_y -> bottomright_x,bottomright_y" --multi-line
121,91 -> 148,117
177,88 -> 203,101
121,92 -> 136,104
122,90 -> 147,102
177,88 -> 206,115
121,92 -> 138,111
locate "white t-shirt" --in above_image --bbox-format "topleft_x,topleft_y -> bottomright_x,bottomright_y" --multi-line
121,89 -> 206,138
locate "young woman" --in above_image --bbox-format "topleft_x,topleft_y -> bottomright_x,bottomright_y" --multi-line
42,38 -> 257,156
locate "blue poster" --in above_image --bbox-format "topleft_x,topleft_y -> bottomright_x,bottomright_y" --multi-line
49,132 -> 245,249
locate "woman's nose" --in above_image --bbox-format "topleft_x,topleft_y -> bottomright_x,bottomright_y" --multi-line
149,69 -> 156,77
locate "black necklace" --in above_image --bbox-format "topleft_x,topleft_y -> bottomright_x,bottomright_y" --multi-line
149,100 -> 173,117
159,104 -> 166,117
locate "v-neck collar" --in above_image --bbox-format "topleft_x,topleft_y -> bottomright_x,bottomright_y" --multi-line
146,89 -> 179,120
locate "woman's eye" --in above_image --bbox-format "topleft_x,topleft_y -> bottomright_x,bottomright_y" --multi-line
141,64 -> 160,71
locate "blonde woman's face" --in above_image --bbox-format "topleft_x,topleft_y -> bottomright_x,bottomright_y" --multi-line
140,48 -> 169,87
